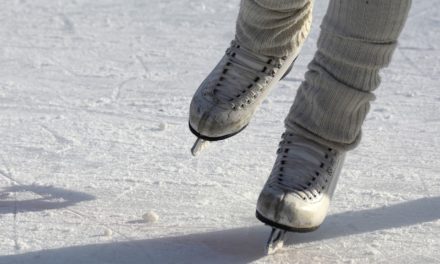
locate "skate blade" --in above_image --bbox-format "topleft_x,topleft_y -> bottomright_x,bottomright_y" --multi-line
191,138 -> 210,156
265,227 -> 287,255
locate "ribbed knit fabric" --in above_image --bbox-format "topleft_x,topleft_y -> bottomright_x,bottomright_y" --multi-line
285,0 -> 412,150
236,0 -> 313,57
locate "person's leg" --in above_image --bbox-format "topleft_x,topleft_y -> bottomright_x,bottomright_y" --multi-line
257,0 -> 412,230
189,0 -> 314,150
285,0 -> 412,150
236,0 -> 313,57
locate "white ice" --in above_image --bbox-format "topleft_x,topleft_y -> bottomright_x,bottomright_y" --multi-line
0,0 -> 439,263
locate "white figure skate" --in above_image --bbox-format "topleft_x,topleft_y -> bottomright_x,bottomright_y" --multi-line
256,132 -> 346,254
189,40 -> 298,156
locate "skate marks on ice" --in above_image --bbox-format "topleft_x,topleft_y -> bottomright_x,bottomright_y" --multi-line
1,197 -> 439,264
0,185 -> 95,214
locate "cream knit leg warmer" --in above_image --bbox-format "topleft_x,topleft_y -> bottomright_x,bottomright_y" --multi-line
285,0 -> 412,150
236,0 -> 314,57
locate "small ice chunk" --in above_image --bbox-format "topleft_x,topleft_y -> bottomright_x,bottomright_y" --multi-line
104,228 -> 113,237
158,122 -> 167,131
142,211 -> 159,223
45,211 -> 54,217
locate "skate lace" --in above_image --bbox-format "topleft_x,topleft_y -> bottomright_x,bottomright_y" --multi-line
206,40 -> 286,110
268,133 -> 338,200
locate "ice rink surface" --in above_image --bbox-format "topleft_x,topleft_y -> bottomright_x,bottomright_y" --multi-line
0,0 -> 439,263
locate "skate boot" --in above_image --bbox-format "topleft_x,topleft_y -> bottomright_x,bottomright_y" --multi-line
256,132 -> 346,254
189,40 -> 298,155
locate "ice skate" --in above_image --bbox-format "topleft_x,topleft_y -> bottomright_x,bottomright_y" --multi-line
256,132 -> 346,254
189,40 -> 298,156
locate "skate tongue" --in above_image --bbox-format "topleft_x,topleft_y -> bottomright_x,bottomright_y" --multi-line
234,52 -> 265,72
